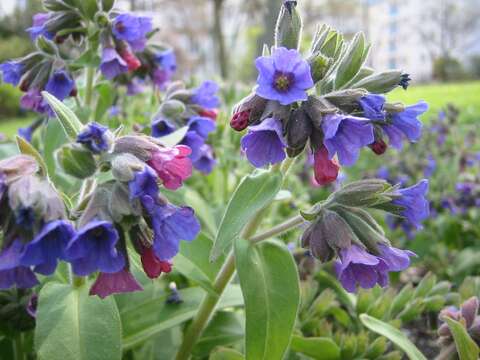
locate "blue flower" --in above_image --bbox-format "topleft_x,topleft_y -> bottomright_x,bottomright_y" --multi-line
112,13 -> 152,51
0,240 -> 38,289
45,70 -> 75,101
358,94 -> 385,120
20,220 -> 75,275
181,131 -> 205,162
191,81 -> 220,109
144,203 -> 200,260
241,117 -> 286,168
193,144 -> 217,174
154,49 -> 176,73
152,117 -> 176,137
255,47 -> 314,105
0,61 -> 24,86
383,101 -> 428,149
392,179 -> 429,229
18,126 -> 33,143
66,220 -> 125,276
77,122 -> 110,154
129,166 -> 159,204
100,47 -> 128,80
26,13 -> 53,40
322,114 -> 374,166
187,116 -> 216,139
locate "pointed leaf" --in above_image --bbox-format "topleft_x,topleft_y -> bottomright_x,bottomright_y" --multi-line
35,282 -> 122,360
42,91 -> 83,139
211,170 -> 282,261
210,347 -> 245,360
235,239 -> 300,360
443,317 -> 479,360
16,136 -> 48,177
157,126 -> 189,147
290,335 -> 341,360
335,32 -> 368,89
359,314 -> 426,360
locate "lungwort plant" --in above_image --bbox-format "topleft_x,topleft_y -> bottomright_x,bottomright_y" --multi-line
0,0 -> 459,359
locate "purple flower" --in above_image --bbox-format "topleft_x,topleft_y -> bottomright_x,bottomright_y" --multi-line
66,220 -> 125,276
241,117 -> 286,167
0,240 -> 38,289
377,244 -> 416,271
89,269 -> 143,298
0,61 -> 24,86
18,126 -> 33,142
143,202 -> 200,261
20,89 -> 48,114
26,13 -> 53,40
358,94 -> 385,120
191,81 -> 220,109
383,101 -> 428,149
155,49 -> 177,73
255,47 -> 313,105
45,70 -> 74,101
152,68 -> 171,89
322,114 -> 374,166
100,48 -> 128,79
181,131 -> 205,162
20,220 -> 75,275
187,116 -> 216,139
129,166 -> 159,203
77,122 -> 110,154
112,13 -> 152,51
335,245 -> 389,293
152,117 -> 176,137
193,144 -> 217,174
392,179 -> 429,229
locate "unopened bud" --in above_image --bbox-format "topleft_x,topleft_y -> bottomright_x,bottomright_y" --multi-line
113,136 -> 158,161
333,179 -> 391,208
199,108 -> 218,120
324,89 -> 367,113
286,108 -> 312,150
111,153 -> 145,182
353,70 -> 403,94
233,93 -> 267,124
274,1 -> 303,50
461,297 -> 479,329
369,139 -> 387,155
308,52 -> 331,83
109,182 -> 141,222
118,47 -> 141,71
36,36 -> 57,56
57,144 -> 97,179
230,110 -> 250,131
313,146 -> 339,185
159,99 -> 186,118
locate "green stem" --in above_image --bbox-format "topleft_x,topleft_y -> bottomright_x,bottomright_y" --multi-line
13,334 -> 25,360
250,214 -> 304,243
84,66 -> 95,111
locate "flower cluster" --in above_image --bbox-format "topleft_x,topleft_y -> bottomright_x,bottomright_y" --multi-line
230,1 -> 427,187
150,81 -> 220,174
300,179 -> 429,292
438,297 -> 480,346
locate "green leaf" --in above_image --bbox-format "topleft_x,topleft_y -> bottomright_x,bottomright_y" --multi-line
211,169 -> 282,261
359,314 -> 426,360
175,233 -> 225,295
121,285 -> 244,350
35,282 -> 122,360
94,83 -> 115,122
210,347 -> 245,360
41,92 -> 83,140
290,335 -> 341,360
235,239 -> 300,360
157,126 -> 189,147
185,189 -> 218,238
335,32 -> 368,89
443,317 -> 479,360
16,136 -> 48,177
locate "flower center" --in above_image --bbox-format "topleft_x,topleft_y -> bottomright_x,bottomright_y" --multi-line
273,71 -> 294,92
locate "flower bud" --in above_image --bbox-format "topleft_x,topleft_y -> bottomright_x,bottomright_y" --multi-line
303,96 -> 336,129
369,139 -> 387,155
308,52 -> 331,83
113,136 -> 158,162
324,89 -> 367,113
57,144 -> 97,179
0,155 -> 38,184
353,70 -> 403,94
286,108 -> 312,150
461,297 -> 479,328
109,182 -> 141,222
230,110 -> 250,131
313,146 -> 339,185
275,1 -> 303,50
333,179 -> 391,208
301,209 -> 356,262
36,36 -> 57,56
199,108 -> 218,121
111,153 -> 145,182
118,47 -> 141,71
232,93 -> 268,125
159,99 -> 186,118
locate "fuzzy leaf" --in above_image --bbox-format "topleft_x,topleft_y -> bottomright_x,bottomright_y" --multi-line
290,336 -> 340,359
42,92 -> 83,140
16,136 -> 48,177
443,317 -> 479,360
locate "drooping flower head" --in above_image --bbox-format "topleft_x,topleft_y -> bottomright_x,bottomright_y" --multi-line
147,145 -> 192,190
322,114 -> 374,166
193,144 -> 217,174
151,117 -> 176,137
45,70 -> 75,101
335,245 -> 389,293
377,244 -> 416,272
118,47 -> 142,71
186,116 -> 216,139
20,89 -> 48,114
0,61 -> 24,86
26,13 -> 53,40
255,47 -> 314,105
358,94 -> 386,120
313,145 -> 340,185
112,13 -> 152,51
20,220 -> 75,275
0,240 -> 38,289
241,117 -> 286,168
191,81 -> 220,109
392,179 -> 429,229
66,220 -> 125,276
154,49 -> 177,74
90,269 -> 142,298
129,165 -> 159,204
77,122 -> 111,154
141,247 -> 172,279
383,101 -> 428,149
100,47 -> 128,79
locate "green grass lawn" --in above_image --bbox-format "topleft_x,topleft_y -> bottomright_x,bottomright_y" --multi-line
0,116 -> 33,138
388,81 -> 480,123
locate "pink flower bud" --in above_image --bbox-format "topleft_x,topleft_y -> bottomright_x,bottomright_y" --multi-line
369,139 -> 388,155
119,48 -> 141,71
230,110 -> 250,131
313,146 -> 339,186
141,247 -> 172,279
